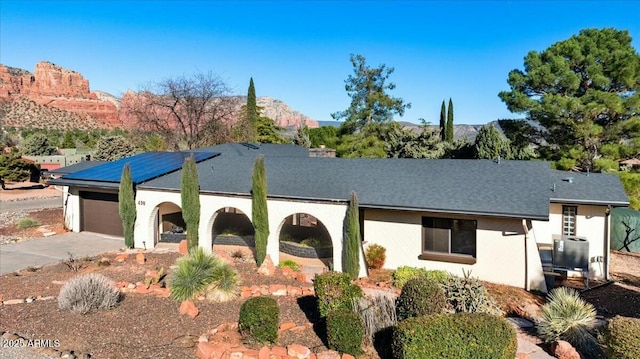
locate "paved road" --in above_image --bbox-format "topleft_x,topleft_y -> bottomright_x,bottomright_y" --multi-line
0,197 -> 62,212
0,232 -> 124,275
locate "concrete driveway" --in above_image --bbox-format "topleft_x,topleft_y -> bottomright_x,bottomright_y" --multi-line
0,232 -> 124,275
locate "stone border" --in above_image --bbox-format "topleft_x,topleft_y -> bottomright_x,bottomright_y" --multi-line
214,234 -> 255,247
279,241 -> 333,259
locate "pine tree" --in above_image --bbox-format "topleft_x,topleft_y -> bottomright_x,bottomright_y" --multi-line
118,164 -> 136,248
344,191 -> 361,280
181,155 -> 201,250
446,98 -> 454,142
252,155 -> 269,265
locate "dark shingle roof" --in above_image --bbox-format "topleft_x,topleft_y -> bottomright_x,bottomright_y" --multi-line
193,143 -> 309,158
46,161 -> 106,175
550,170 -> 629,206
140,157 -> 552,220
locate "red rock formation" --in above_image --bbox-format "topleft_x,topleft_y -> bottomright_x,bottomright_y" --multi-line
0,62 -> 120,128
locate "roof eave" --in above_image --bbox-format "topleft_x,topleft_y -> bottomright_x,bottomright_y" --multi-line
550,198 -> 630,207
359,203 -> 550,221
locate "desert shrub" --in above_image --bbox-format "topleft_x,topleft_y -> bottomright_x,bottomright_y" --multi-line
392,313 -> 517,359
326,309 -> 364,356
537,287 -> 600,357
238,296 -> 279,344
58,273 -> 120,314
169,247 -> 223,302
352,293 -> 397,346
205,263 -> 240,302
300,237 -> 328,248
396,277 -> 447,320
444,270 -> 500,315
364,244 -> 386,269
17,217 -> 40,229
278,259 -> 300,272
392,266 -> 448,288
313,271 -> 363,317
601,316 -> 640,359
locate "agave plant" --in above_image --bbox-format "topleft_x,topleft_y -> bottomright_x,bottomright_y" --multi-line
536,287 -> 600,357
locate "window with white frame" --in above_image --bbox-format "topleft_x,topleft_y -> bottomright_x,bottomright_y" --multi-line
562,205 -> 577,236
421,217 -> 477,262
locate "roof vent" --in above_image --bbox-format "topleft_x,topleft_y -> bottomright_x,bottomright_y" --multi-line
240,142 -> 259,150
562,177 -> 574,184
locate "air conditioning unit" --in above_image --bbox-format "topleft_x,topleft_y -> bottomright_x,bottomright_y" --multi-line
553,236 -> 589,270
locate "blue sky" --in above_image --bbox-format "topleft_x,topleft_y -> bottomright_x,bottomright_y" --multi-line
1,1 -> 639,125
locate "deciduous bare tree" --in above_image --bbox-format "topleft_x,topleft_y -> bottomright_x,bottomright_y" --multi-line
123,72 -> 239,150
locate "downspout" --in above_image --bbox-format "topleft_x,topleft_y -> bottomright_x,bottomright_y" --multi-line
604,205 -> 611,280
522,219 -> 530,291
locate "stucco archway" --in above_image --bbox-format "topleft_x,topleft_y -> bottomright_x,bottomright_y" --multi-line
154,202 -> 185,244
277,213 -> 333,269
211,207 -> 255,248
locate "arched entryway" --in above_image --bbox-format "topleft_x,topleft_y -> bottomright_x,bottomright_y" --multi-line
278,213 -> 333,269
154,202 -> 185,244
212,207 -> 255,247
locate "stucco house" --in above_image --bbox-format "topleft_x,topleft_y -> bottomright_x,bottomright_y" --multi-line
49,143 -> 629,292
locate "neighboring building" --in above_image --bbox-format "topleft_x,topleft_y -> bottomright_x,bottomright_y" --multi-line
49,143 -> 629,292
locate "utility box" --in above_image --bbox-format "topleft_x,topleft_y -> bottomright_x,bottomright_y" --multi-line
553,236 -> 589,270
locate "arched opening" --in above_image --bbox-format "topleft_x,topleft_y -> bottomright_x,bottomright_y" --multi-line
155,202 -> 185,244
278,213 -> 333,270
212,207 -> 255,247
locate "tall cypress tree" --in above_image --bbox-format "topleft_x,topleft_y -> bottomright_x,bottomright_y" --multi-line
246,77 -> 258,142
252,155 -> 269,266
344,191 -> 361,280
446,98 -> 454,142
118,164 -> 136,248
181,155 -> 200,250
439,100 -> 446,141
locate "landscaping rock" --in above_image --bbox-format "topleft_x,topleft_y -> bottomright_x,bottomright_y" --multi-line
279,322 -> 296,332
551,340 -> 580,359
3,298 -> 24,305
287,344 -> 311,359
136,253 -> 145,264
258,346 -> 270,359
179,300 -> 199,318
114,253 -> 129,262
196,342 -> 217,359
178,240 -> 188,255
341,354 -> 355,359
257,255 -> 275,276
317,351 -> 341,359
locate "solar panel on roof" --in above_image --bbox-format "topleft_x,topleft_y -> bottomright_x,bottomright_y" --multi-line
63,152 -> 219,184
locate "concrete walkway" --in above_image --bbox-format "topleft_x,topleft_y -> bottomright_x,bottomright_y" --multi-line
0,232 -> 124,275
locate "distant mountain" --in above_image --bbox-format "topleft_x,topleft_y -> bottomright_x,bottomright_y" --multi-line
0,62 -> 120,128
0,61 -> 319,131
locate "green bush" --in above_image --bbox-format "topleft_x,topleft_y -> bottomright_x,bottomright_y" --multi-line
278,260 -> 300,272
313,271 -> 363,317
238,296 -> 279,344
444,270 -> 500,315
169,247 -> 223,301
601,316 -> 640,359
392,313 -> 517,359
392,266 -> 448,288
537,287 -> 600,357
396,277 -> 447,320
364,244 -> 386,269
326,309 -> 364,356
17,217 -> 40,229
